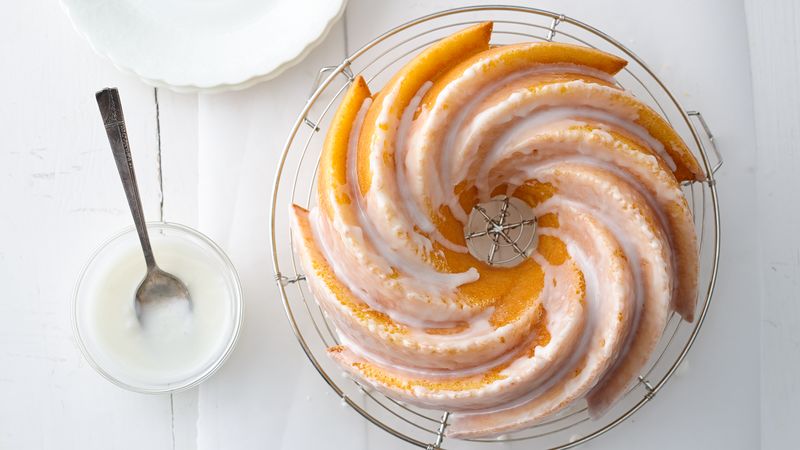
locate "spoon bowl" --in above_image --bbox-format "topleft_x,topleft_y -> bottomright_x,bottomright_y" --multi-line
135,267 -> 192,322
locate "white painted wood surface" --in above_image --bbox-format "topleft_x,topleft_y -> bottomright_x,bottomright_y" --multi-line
1,0 -> 792,448
744,1 -> 800,448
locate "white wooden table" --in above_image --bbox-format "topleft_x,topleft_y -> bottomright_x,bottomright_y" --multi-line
1,0 -> 794,448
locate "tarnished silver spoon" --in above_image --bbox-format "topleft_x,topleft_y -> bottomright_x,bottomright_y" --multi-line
96,88 -> 191,323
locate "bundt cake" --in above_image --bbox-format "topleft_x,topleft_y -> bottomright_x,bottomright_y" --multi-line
289,22 -> 702,438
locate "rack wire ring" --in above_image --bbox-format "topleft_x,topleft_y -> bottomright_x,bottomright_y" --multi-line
270,5 -> 721,449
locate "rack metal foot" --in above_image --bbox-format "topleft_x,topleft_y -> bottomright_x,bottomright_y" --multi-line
426,412 -> 450,450
276,273 -> 306,287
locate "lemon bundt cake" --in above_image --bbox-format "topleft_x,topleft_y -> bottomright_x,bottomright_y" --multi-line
289,22 -> 702,438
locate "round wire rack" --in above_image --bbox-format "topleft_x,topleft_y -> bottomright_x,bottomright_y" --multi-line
270,5 -> 722,449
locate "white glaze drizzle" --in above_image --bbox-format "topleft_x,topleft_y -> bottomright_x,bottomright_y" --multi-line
291,43 -> 696,427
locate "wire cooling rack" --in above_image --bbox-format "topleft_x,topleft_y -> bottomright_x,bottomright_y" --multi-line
269,5 -> 722,449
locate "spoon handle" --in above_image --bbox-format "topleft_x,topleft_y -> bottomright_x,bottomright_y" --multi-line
96,88 -> 157,271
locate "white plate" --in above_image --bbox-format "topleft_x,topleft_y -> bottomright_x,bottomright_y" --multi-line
61,0 -> 347,92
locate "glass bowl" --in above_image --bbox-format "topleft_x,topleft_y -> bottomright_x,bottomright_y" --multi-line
73,222 -> 243,394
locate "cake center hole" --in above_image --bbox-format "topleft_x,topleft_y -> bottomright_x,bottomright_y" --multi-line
464,195 -> 537,267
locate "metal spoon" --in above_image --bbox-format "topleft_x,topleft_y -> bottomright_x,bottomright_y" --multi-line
96,88 -> 191,322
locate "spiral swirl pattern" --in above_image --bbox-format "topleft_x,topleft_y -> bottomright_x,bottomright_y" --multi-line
289,22 -> 702,438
